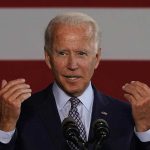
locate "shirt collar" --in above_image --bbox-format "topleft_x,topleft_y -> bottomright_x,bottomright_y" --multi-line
52,82 -> 94,111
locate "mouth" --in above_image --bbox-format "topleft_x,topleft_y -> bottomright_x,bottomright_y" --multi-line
64,75 -> 81,81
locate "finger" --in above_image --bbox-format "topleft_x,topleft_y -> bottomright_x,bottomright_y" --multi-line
131,81 -> 150,96
122,83 -> 142,101
6,88 -> 32,103
130,81 -> 148,97
16,92 -> 32,103
1,80 -> 7,88
2,83 -> 31,99
132,81 -> 149,89
0,79 -> 26,94
124,93 -> 136,105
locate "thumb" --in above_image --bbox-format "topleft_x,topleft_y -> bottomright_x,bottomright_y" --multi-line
1,79 -> 7,88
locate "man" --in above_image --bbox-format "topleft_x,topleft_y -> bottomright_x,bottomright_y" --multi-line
0,12 -> 150,150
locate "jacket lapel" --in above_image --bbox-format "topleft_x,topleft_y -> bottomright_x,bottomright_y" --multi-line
88,86 -> 110,142
35,84 -> 66,149
33,84 -> 111,149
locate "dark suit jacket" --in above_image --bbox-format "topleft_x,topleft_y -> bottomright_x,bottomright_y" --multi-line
0,83 -> 150,150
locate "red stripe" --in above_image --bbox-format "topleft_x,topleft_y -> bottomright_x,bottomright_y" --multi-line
0,0 -> 150,7
0,60 -> 150,101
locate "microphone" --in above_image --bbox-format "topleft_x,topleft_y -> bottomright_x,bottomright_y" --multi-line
62,117 -> 87,150
93,119 -> 109,150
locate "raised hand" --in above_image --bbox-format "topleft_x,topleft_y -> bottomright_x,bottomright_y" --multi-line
122,81 -> 150,132
0,79 -> 32,131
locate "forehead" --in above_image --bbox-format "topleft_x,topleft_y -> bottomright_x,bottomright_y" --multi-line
52,23 -> 93,38
49,23 -> 98,52
53,25 -> 95,50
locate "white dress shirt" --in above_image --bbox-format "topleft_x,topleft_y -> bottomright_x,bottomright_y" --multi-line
0,82 -> 150,143
53,82 -> 94,139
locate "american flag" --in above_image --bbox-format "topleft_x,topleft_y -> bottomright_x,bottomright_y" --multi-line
0,0 -> 150,100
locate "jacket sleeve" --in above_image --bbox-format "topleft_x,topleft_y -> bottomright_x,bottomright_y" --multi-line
131,134 -> 150,150
0,131 -> 17,150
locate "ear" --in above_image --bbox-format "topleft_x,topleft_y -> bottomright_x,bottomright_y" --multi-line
94,48 -> 101,69
45,51 -> 52,69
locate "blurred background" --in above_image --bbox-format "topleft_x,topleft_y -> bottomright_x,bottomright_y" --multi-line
0,0 -> 150,100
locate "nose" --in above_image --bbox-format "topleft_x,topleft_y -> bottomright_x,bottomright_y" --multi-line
67,54 -> 78,71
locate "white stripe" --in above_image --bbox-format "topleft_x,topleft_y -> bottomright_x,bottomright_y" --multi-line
0,8 -> 150,60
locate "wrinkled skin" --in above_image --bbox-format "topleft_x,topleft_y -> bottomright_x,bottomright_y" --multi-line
0,23 -> 100,131
45,23 -> 100,97
123,81 -> 150,132
0,79 -> 32,131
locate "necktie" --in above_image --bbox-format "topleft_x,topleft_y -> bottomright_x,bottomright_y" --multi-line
67,97 -> 87,150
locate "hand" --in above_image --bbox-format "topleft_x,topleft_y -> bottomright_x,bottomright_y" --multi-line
0,79 -> 32,131
122,81 -> 150,132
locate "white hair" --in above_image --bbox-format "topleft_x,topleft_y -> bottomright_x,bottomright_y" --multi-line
44,12 -> 101,53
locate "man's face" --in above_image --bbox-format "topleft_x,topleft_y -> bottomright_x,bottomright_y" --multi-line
45,24 -> 100,96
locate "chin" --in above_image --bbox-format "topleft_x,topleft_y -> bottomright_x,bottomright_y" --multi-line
65,88 -> 83,97
59,82 -> 85,96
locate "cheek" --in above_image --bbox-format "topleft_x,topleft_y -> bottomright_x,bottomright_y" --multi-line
86,60 -> 97,76
51,59 -> 66,74
80,61 -> 95,76
50,56 -> 61,68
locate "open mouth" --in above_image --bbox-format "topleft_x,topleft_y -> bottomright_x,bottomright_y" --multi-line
64,75 -> 81,80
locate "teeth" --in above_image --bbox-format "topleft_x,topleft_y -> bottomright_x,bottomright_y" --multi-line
68,77 -> 77,80
65,76 -> 79,80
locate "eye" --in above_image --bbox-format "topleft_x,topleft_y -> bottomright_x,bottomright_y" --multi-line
57,50 -> 68,56
78,51 -> 88,56
59,51 -> 66,55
